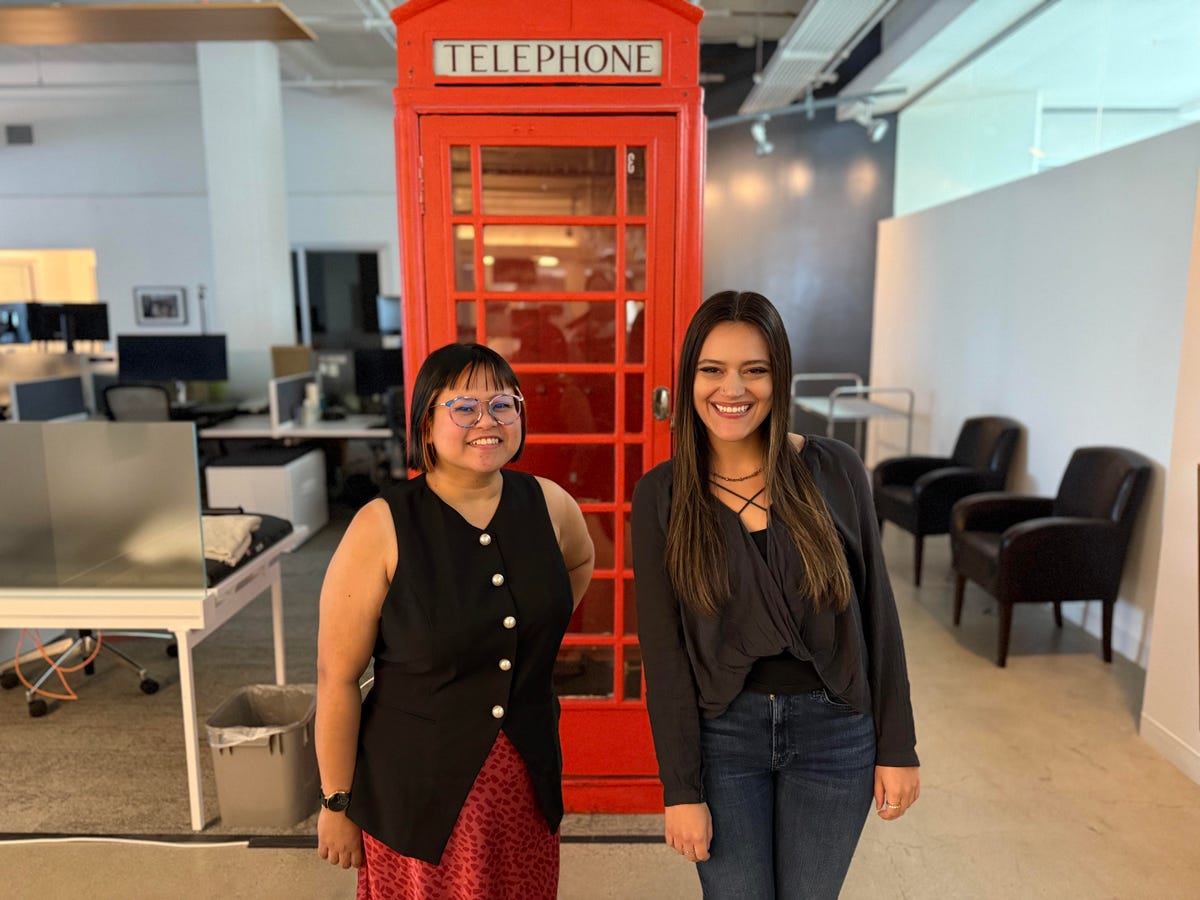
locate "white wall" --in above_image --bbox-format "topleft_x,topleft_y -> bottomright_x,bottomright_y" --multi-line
1141,173 -> 1200,784
871,123 -> 1200,666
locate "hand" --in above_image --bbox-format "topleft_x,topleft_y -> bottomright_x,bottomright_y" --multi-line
875,765 -> 920,821
664,802 -> 713,862
317,808 -> 364,868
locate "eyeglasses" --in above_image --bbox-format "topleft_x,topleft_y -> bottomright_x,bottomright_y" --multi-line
431,392 -> 524,428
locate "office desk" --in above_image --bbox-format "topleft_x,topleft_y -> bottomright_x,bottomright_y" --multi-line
198,414 -> 391,441
0,529 -> 304,831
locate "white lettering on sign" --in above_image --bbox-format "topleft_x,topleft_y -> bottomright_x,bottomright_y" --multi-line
433,40 -> 663,77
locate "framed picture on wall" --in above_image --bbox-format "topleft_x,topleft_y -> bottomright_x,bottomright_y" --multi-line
133,286 -> 187,325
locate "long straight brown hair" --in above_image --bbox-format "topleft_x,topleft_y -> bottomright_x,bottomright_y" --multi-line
665,291 -> 852,616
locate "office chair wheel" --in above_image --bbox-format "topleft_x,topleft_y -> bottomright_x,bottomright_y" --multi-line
0,671 -> 18,690
166,643 -> 178,658
84,662 -> 95,676
28,699 -> 48,718
140,678 -> 159,695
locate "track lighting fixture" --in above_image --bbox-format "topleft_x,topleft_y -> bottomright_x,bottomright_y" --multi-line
750,117 -> 774,156
853,105 -> 889,143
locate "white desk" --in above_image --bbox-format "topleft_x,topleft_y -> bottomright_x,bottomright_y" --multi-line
199,413 -> 391,441
0,529 -> 304,831
792,373 -> 914,456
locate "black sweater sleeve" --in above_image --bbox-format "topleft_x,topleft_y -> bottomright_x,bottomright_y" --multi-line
832,439 -> 920,767
631,468 -> 706,805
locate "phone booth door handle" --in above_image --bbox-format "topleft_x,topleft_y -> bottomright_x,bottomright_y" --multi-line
651,386 -> 670,421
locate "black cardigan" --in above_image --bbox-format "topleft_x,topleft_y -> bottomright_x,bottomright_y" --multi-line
347,470 -> 573,863
631,436 -> 919,806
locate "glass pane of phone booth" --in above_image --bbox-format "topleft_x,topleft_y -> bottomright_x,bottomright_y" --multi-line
447,140 -> 652,702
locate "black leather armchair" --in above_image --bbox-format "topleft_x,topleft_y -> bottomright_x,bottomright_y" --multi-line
873,416 -> 1021,585
950,446 -> 1152,667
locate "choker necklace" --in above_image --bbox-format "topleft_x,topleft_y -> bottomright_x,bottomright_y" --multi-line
711,465 -> 763,483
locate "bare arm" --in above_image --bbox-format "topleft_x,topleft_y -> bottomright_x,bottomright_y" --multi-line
315,498 -> 394,868
536,476 -> 595,610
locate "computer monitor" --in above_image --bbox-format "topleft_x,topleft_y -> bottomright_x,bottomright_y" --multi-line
0,303 -> 32,344
376,294 -> 402,336
353,348 -> 404,398
117,334 -> 228,403
31,303 -> 110,349
9,375 -> 88,422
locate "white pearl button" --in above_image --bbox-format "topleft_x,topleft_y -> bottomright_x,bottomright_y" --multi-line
499,658 -> 512,671
492,573 -> 505,587
491,705 -> 505,719
503,615 -> 516,629
479,533 -> 492,546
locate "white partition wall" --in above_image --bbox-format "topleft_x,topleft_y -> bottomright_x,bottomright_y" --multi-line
870,122 -> 1200,667
1141,173 -> 1200,785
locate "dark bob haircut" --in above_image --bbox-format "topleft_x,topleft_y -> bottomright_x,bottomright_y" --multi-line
406,342 -> 526,472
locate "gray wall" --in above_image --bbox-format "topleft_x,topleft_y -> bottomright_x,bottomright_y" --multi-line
703,106 -> 896,433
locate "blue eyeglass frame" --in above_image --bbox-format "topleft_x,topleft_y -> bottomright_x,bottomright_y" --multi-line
430,392 -> 525,428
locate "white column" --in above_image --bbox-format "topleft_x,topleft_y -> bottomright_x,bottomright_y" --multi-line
197,42 -> 294,398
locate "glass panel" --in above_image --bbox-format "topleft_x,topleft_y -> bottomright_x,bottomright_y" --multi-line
520,373 -> 615,434
0,423 -> 204,588
450,145 -> 472,214
623,578 -> 638,635
567,578 -> 614,635
516,442 -> 614,503
625,300 -> 645,363
624,443 -> 643,501
554,645 -> 614,698
453,224 -> 475,291
483,225 -> 616,293
625,225 -> 646,292
625,374 -> 644,433
626,146 -> 646,216
456,301 -> 477,343
623,644 -> 643,700
483,300 -> 614,364
481,146 -> 615,216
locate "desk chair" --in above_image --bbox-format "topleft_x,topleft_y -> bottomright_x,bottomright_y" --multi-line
1,629 -> 164,717
104,383 -> 171,421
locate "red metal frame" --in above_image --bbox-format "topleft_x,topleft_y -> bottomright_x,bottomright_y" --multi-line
391,0 -> 704,813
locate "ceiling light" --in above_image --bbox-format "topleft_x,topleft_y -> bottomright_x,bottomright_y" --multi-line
537,255 -> 560,268
750,118 -> 774,157
853,105 -> 888,143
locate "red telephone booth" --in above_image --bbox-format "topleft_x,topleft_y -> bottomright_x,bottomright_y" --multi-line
391,0 -> 704,811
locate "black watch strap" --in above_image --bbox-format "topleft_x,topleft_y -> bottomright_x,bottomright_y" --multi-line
320,789 -> 351,812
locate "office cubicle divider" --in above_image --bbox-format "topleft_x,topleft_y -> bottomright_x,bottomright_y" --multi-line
8,375 -> 89,422
0,422 -> 205,589
268,373 -> 315,432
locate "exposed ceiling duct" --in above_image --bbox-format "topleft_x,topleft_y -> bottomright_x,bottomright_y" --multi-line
738,0 -> 896,115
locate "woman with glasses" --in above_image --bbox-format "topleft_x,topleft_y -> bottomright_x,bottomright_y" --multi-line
315,342 -> 595,899
632,292 -> 919,899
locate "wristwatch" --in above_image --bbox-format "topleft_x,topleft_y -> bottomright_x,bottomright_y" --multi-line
320,789 -> 352,812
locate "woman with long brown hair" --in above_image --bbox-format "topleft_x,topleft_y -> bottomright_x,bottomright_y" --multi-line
632,291 -> 919,898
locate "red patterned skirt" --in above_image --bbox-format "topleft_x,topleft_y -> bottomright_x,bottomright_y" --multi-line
356,730 -> 559,900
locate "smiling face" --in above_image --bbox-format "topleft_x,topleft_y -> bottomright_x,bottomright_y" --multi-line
426,371 -> 523,478
692,320 -> 773,449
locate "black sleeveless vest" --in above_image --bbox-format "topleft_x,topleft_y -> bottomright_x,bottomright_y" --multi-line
347,470 -> 573,864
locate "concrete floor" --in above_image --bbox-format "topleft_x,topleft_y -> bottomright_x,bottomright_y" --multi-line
3,529 -> 1199,899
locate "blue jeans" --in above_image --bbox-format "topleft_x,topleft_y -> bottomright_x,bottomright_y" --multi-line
697,689 -> 876,900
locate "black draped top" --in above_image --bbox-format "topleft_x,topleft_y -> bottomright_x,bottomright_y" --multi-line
631,436 -> 919,806
347,470 -> 573,863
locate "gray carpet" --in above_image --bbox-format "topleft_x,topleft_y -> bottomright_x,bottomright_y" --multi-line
0,505 -> 349,837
